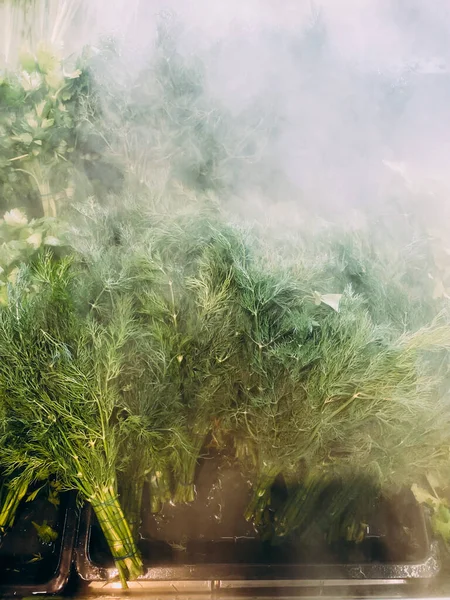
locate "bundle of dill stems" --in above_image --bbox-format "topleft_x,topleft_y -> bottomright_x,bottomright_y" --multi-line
0,193 -> 450,587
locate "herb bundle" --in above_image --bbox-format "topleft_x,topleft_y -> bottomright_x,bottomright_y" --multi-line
67,199 -> 450,544
0,255 -> 143,586
1,3 -> 450,585
224,234 -> 450,537
0,197 -> 450,582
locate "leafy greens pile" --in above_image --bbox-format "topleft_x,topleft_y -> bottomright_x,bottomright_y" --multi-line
1,7 -> 450,588
1,188 -> 450,584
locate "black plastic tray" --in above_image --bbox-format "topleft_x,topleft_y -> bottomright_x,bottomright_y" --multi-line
75,505 -> 439,585
0,490 -> 78,596
75,453 -> 441,590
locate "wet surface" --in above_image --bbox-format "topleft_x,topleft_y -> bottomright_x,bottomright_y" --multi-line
144,452 -> 257,543
89,450 -> 430,569
0,485 -> 66,585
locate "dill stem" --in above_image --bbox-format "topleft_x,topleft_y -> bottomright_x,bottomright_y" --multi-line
90,487 -> 143,588
0,476 -> 29,533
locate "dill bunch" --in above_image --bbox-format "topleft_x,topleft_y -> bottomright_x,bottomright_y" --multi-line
318,228 -> 440,332
211,228 -> 450,536
70,202 -> 246,514
68,196 -> 450,542
0,254 -> 143,586
6,191 -> 448,553
273,297 -> 450,537
85,15 -> 273,207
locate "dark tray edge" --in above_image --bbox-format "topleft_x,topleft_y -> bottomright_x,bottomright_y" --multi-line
0,492 -> 78,596
75,504 -> 441,585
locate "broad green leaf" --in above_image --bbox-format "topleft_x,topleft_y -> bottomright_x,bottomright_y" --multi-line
26,117 -> 39,129
36,43 -> 59,74
3,208 -> 28,226
19,49 -> 36,73
61,90 -> 73,101
18,132 -> 33,146
26,232 -> 42,249
45,71 -> 64,90
32,520 -> 58,543
8,240 -> 28,251
20,71 -> 42,91
41,118 -> 55,129
35,100 -> 47,118
18,226 -> 34,240
1,246 -> 20,268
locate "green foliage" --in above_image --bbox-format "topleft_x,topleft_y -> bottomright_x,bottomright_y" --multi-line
64,197 -> 450,542
0,207 -> 65,304
68,201 -> 246,519
0,472 -> 30,533
1,188 -> 450,572
0,254 -> 143,582
0,43 -> 98,216
32,519 -> 58,544
206,235 -> 450,534
1,6 -> 450,579
47,479 -> 62,507
85,19 -> 273,204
